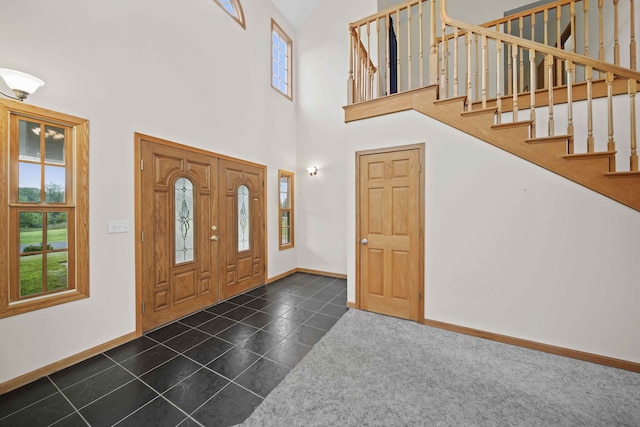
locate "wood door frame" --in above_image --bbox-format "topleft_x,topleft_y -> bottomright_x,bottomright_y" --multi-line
134,133 -> 268,336
355,143 -> 425,324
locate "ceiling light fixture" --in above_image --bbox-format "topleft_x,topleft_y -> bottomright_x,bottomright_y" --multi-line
0,68 -> 45,102
307,166 -> 318,176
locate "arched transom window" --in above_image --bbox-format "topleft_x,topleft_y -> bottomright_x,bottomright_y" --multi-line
213,0 -> 245,29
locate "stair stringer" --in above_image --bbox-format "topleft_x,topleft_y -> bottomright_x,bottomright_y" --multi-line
409,87 -> 640,212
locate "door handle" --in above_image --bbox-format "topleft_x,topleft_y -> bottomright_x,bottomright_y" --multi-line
210,235 -> 219,241
361,239 -> 368,245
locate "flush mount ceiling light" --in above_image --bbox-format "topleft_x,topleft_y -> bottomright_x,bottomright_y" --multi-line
307,166 -> 318,176
0,68 -> 45,102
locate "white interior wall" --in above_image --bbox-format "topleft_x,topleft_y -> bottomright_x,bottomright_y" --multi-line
1,0 -> 639,386
297,0 -> 640,364
0,0 -> 298,383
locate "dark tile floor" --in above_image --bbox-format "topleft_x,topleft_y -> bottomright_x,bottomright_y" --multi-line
0,273 -> 348,427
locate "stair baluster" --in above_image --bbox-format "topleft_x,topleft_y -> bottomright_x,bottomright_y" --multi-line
607,72 -> 616,171
466,32 -> 473,111
548,54 -> 555,136
567,60 -> 575,153
586,66 -> 595,152
630,79 -> 638,170
530,49 -> 537,138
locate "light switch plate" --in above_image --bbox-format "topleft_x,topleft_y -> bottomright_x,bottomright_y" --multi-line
108,219 -> 130,234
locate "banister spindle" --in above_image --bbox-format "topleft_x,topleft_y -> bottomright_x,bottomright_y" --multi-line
376,17 -> 381,97
544,10 -> 549,88
496,33 -> 502,124
556,5 -> 562,86
630,79 -> 638,171
607,71 -> 616,171
530,49 -> 537,138
547,54 -> 555,136
586,66 -> 595,152
419,0 -> 424,86
367,23 -> 371,100
454,27 -> 459,97
441,16 -> 447,97
566,60 -> 575,153
467,32 -> 473,110
530,12 -> 535,47
584,0 -> 590,58
508,20 -> 513,95
475,34 -> 479,101
598,0 -> 604,62
348,28 -> 355,104
513,44 -> 519,122
408,6 -> 412,90
396,9 -> 401,93
631,0 -> 637,70
430,0 -> 438,85
614,0 -> 620,66
519,17 -> 525,92
482,34 -> 488,108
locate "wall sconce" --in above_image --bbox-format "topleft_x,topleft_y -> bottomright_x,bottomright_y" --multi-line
0,68 -> 45,102
306,166 -> 318,176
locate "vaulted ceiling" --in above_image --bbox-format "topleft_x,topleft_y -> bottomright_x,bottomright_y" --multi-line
271,0 -> 323,27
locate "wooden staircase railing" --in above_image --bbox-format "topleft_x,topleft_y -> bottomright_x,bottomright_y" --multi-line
439,0 -> 640,172
348,0 -> 637,101
345,0 -> 640,210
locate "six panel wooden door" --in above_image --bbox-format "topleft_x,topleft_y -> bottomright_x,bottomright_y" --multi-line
140,140 -> 220,331
218,159 -> 265,300
358,148 -> 421,321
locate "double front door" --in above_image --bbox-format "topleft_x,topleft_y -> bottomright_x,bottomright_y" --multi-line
138,135 -> 265,331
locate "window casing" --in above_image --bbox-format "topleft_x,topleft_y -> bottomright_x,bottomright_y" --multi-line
278,170 -> 294,250
271,19 -> 293,100
213,0 -> 245,29
1,99 -> 89,318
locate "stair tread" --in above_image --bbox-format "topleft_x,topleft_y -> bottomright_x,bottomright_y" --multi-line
564,151 -> 616,160
434,95 -> 467,105
492,120 -> 533,130
461,107 -> 498,117
605,171 -> 640,177
526,134 -> 573,144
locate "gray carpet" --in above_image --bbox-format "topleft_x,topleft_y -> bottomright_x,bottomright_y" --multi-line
240,309 -> 640,426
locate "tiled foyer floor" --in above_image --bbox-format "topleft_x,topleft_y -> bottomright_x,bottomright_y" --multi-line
0,273 -> 348,427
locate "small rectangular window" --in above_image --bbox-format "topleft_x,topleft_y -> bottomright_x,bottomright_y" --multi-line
271,19 -> 293,100
278,170 -> 294,250
1,100 -> 89,318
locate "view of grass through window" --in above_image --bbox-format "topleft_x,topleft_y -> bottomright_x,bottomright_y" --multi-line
19,210 -> 68,297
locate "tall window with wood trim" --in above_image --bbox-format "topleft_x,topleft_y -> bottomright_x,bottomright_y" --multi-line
213,0 -> 245,29
278,170 -> 294,250
0,100 -> 89,318
271,19 -> 293,100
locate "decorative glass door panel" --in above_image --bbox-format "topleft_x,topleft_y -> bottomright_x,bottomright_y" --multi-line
175,177 -> 195,264
219,159 -> 265,300
140,139 -> 218,331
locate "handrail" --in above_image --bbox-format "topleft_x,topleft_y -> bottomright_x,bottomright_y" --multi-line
350,0 -> 424,29
481,0 -> 580,29
440,0 -> 640,81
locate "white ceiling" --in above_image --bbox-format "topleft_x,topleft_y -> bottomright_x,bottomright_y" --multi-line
271,0 -> 323,28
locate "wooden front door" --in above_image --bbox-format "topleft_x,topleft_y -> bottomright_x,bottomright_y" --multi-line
137,135 -> 267,332
140,139 -> 220,331
219,159 -> 265,300
357,145 -> 424,321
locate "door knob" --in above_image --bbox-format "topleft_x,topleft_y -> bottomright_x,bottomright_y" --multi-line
210,235 -> 219,241
361,239 -> 368,245
211,226 -> 217,231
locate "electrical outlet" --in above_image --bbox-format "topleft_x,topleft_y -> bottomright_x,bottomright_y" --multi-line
108,219 -> 130,234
